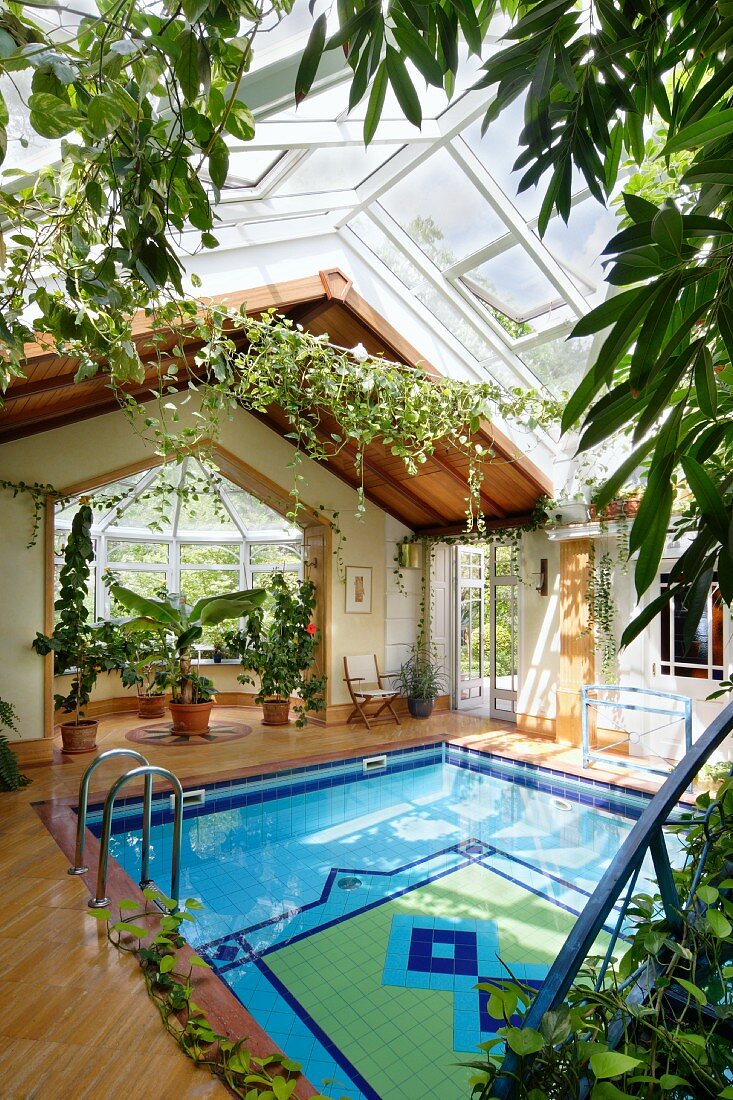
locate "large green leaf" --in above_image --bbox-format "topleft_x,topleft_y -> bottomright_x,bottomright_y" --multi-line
680,455 -> 729,544
189,587 -> 266,624
198,591 -> 269,626
295,12 -> 327,104
108,583 -> 182,628
385,45 -> 422,128
664,107 -> 733,154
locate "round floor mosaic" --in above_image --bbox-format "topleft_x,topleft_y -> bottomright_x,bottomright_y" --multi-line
125,721 -> 252,747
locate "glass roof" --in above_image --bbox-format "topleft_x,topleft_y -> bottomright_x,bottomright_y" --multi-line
9,1 -> 620,408
55,459 -> 301,540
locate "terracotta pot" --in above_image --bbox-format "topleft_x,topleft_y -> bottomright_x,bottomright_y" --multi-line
169,701 -> 214,736
262,698 -> 291,726
59,719 -> 98,754
137,694 -> 166,719
408,697 -> 435,719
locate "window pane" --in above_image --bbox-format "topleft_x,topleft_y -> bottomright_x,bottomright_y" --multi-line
180,569 -> 239,605
495,545 -> 517,577
379,148 -> 506,265
228,488 -> 299,535
541,199 -> 618,292
107,540 -> 169,564
519,334 -> 593,395
108,571 -> 164,614
250,544 -> 302,566
180,543 -> 240,565
177,492 -> 237,532
278,144 -> 399,195
462,245 -> 570,324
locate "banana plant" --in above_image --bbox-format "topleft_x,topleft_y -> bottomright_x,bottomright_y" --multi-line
109,581 -> 267,704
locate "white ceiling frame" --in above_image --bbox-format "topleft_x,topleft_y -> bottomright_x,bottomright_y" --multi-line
447,140 -> 590,317
365,203 -> 553,392
228,117 -> 441,153
334,87 -> 494,230
212,188 -> 359,219
361,206 -> 567,445
197,459 -> 251,541
94,466 -> 162,533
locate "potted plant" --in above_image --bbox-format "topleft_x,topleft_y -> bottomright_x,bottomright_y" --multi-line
109,580 -> 266,736
228,573 -> 327,728
33,503 -> 125,753
0,697 -> 29,791
121,632 -> 171,718
397,643 -> 445,719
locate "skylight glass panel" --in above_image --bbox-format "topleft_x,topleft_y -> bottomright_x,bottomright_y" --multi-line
461,96 -> 583,220
519,333 -> 594,396
462,245 -> 568,327
349,214 -> 424,291
415,285 -> 494,361
224,149 -> 285,188
540,198 -> 618,292
379,149 -> 506,267
228,487 -> 300,536
2,72 -> 60,173
277,144 -> 399,195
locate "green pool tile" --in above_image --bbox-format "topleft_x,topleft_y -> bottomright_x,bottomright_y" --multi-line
266,863 -> 612,1099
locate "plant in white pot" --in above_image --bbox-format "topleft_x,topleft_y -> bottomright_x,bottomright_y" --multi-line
109,580 -> 266,736
228,573 -> 326,728
33,504 -> 125,753
397,644 -> 446,719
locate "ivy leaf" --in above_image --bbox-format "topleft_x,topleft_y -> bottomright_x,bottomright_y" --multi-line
224,100 -> 255,142
675,978 -> 707,1005
707,909 -> 732,938
175,29 -> 200,104
590,1051 -> 642,1079
208,136 -> 229,192
504,1026 -> 545,1055
27,92 -> 83,138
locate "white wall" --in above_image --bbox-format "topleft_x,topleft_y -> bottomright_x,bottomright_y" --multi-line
0,402 -> 392,740
384,516 -> 421,678
518,531 -> 561,724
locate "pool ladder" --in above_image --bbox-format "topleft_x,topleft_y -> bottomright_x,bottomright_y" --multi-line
68,749 -> 184,910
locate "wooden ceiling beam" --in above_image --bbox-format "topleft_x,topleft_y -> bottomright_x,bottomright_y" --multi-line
414,512 -> 536,538
427,450 -> 508,518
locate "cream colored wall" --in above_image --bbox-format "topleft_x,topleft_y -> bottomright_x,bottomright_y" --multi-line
0,404 -> 389,739
517,531 -> 561,724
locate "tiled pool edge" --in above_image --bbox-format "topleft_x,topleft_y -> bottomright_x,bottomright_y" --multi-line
83,742 -> 664,834
32,795 -> 323,1100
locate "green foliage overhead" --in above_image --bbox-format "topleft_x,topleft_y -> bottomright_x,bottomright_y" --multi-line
307,0 -> 733,641
0,0 -> 290,388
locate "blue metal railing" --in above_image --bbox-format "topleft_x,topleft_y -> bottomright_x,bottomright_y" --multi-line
492,697 -> 733,1098
582,684 -> 692,778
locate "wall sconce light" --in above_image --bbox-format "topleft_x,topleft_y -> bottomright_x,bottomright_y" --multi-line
305,556 -> 318,570
533,558 -> 548,596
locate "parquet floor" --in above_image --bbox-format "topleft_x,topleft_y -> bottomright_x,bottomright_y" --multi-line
0,707 -> 674,1099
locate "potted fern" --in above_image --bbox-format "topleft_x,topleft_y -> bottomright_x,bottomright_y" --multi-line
0,698 -> 29,791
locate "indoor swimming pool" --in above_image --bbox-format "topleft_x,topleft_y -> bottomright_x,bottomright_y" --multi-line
88,744 -> 662,1099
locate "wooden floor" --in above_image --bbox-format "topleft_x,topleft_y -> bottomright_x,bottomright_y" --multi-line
0,706 -> 677,1099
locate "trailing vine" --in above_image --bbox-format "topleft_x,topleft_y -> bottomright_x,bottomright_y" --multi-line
90,892 -> 332,1099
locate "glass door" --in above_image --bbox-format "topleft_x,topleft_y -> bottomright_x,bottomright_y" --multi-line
489,545 -> 518,721
456,546 -> 485,710
454,544 -> 518,720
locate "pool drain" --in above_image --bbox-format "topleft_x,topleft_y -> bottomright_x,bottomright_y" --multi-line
553,797 -> 572,812
337,876 -> 362,891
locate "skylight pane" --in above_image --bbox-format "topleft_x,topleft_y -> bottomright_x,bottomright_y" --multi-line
379,149 -> 506,266
414,285 -> 494,361
228,488 -> 299,535
462,245 -> 567,326
519,334 -> 594,396
462,96 -> 583,219
541,198 -> 618,291
349,214 -> 424,291
277,144 -> 399,195
224,149 -> 285,188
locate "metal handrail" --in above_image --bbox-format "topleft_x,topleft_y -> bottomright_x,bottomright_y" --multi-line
68,749 -> 151,876
493,697 -> 733,1098
89,765 -> 184,910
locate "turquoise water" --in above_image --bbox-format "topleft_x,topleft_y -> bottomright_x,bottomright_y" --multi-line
92,746 -> 662,1099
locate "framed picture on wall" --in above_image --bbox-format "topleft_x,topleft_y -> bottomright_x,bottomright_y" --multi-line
345,566 -> 372,614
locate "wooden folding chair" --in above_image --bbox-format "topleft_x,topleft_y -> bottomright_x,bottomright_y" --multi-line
343,654 -> 402,730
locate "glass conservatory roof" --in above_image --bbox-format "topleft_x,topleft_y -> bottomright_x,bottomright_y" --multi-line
9,1 -> 620,405
55,458 -> 302,540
